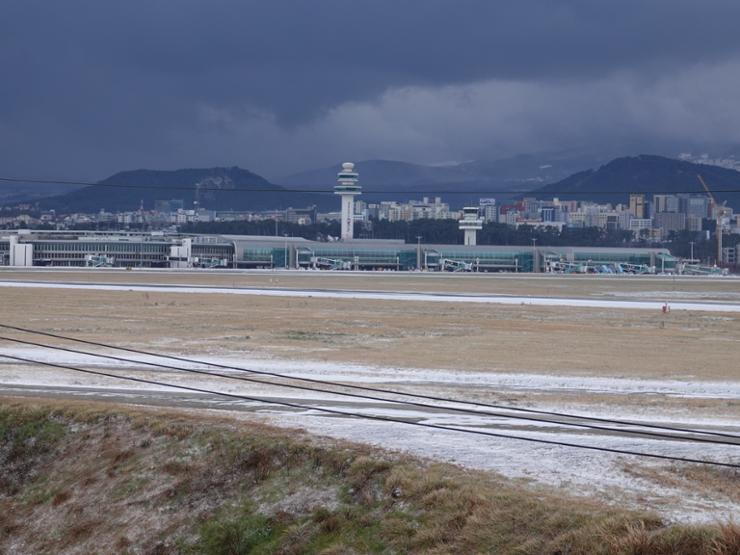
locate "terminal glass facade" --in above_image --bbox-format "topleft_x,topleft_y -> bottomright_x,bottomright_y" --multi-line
0,232 -> 675,272
31,240 -> 170,267
434,248 -> 532,272
241,247 -> 275,268
0,240 -> 8,265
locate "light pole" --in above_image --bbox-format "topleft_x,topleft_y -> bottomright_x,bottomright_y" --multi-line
416,235 -> 422,270
531,237 -> 537,273
689,241 -> 695,262
283,233 -> 288,269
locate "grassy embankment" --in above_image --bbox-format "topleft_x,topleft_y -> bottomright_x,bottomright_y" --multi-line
0,397 -> 738,554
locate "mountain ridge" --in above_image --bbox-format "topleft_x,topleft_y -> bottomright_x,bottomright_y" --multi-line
6,154 -> 740,215
531,154 -> 740,208
26,167 -> 330,213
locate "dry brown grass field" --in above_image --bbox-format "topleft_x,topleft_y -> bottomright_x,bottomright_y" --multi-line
0,271 -> 738,380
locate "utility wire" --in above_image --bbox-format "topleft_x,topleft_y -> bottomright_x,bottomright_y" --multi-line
1,352 -> 738,469
1,176 -> 739,196
2,334 -> 737,447
1,323 -> 737,442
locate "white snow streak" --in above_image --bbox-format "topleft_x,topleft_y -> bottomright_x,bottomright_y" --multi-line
1,280 -> 740,312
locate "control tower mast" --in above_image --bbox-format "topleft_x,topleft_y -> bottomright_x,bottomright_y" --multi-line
334,162 -> 361,241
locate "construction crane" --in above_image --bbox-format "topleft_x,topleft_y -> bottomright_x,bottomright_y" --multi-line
697,174 -> 727,266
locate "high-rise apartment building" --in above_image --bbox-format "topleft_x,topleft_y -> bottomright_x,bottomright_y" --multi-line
629,194 -> 645,218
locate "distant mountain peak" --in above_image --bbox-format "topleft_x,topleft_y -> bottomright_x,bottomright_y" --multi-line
24,166 -> 324,213
532,154 -> 740,208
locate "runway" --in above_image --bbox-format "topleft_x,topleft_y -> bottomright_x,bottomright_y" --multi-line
1,278 -> 740,312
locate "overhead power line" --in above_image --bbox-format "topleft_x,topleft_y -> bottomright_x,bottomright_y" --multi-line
1,176 -> 739,197
2,333 -> 736,447
1,351 -> 738,469
0,323 -> 738,443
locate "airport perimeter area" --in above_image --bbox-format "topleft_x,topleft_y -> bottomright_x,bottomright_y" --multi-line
0,269 -> 739,524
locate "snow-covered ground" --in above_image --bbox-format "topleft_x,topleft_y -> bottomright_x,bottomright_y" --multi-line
1,280 -> 740,312
1,346 -> 738,523
1,346 -> 739,401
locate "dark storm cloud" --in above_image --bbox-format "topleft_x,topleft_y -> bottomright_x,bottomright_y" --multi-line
2,0 -> 740,178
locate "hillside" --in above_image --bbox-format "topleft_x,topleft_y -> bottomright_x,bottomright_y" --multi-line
30,167 -> 328,213
0,180 -> 84,204
533,155 -> 740,208
2,398 -> 739,554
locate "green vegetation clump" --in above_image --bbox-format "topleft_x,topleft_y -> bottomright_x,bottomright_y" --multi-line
191,506 -> 281,555
0,405 -> 66,494
189,502 -> 389,555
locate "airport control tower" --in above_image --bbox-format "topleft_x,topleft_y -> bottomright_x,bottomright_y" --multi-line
334,162 -> 361,241
459,207 -> 483,246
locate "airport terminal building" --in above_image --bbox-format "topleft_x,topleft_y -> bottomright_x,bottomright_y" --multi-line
0,230 -> 676,274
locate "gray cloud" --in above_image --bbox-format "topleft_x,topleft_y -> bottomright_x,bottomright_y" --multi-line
2,0 -> 740,179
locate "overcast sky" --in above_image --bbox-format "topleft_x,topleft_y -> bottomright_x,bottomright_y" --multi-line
3,0 -> 740,180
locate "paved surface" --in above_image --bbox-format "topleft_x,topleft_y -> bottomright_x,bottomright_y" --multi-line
2,279 -> 740,311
